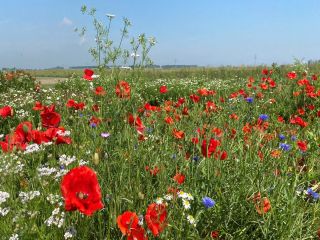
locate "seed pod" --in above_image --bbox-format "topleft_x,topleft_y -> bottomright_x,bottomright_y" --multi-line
93,152 -> 100,165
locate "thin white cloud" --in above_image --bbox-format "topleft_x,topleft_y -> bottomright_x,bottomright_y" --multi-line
79,36 -> 86,46
61,17 -> 73,26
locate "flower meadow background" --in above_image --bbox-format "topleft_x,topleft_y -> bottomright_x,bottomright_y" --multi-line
0,62 -> 320,240
1,3 -> 320,239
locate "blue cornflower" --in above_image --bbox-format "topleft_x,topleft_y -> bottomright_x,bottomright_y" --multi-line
192,155 -> 200,162
279,143 -> 291,151
202,197 -> 215,209
307,188 -> 319,200
278,134 -> 286,141
90,123 -> 97,128
259,114 -> 269,121
291,135 -> 297,141
245,97 -> 254,103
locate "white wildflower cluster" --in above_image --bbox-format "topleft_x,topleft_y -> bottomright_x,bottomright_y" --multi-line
59,155 -> 76,166
9,234 -> 19,240
64,227 -> 77,239
46,194 -> 63,206
0,191 -> 10,205
186,214 -> 197,227
24,143 -> 43,154
45,207 -> 65,228
15,109 -> 29,119
155,197 -> 164,205
164,194 -> 173,201
54,168 -> 69,180
13,161 -> 25,174
0,134 -> 4,139
43,141 -> 53,146
57,130 -> 71,137
0,156 -> 24,176
176,190 -> 198,227
0,191 -> 10,216
178,191 -> 194,210
79,159 -> 89,166
182,199 -> 191,210
0,207 -> 10,216
19,191 -> 40,204
178,191 -> 194,200
37,166 -> 57,177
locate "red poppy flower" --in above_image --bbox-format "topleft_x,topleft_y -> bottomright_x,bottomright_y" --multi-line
117,211 -> 139,235
190,94 -> 200,103
287,71 -> 297,80
92,104 -> 100,112
178,98 -> 185,104
83,68 -> 94,81
260,83 -> 268,90
32,101 -> 44,111
116,81 -> 131,99
255,197 -> 271,215
145,166 -> 160,176
172,129 -> 185,139
277,116 -> 285,123
0,121 -> 33,152
0,106 -> 13,118
173,173 -> 185,185
307,105 -> 315,110
261,68 -> 269,75
205,101 -> 217,112
159,85 -> 167,94
15,121 -> 33,143
145,203 -> 167,236
128,114 -> 145,131
144,103 -> 159,111
312,74 -> 318,81
191,137 -> 199,144
297,140 -> 307,152
164,116 -> 174,125
95,86 -> 106,96
212,127 -> 223,137
127,226 -> 148,240
40,105 -> 61,129
201,138 -> 220,158
290,116 -> 308,128
211,230 -> 219,238
297,78 -> 310,86
66,99 -> 85,110
182,107 -> 189,115
55,135 -> 72,145
229,113 -> 239,120
30,130 -> 47,144
60,166 -> 104,216
89,116 -> 102,126
219,150 -> 228,160
198,88 -> 209,96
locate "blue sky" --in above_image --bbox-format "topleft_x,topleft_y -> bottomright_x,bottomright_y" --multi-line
1,0 -> 320,69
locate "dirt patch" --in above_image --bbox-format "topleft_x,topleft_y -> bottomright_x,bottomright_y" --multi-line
37,77 -> 68,85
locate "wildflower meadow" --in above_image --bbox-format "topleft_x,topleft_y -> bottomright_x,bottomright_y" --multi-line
1,4 -> 320,240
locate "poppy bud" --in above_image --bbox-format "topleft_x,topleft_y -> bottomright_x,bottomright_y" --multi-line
93,152 -> 100,165
138,192 -> 145,200
23,124 -> 29,133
